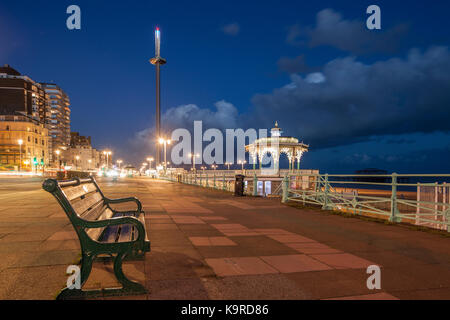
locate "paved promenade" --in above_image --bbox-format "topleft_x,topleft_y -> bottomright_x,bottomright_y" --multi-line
0,177 -> 450,299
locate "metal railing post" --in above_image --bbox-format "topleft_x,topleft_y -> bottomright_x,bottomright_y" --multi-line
205,173 -> 209,187
253,174 -> 258,196
282,175 -> 289,203
322,174 -> 332,210
389,173 -> 401,223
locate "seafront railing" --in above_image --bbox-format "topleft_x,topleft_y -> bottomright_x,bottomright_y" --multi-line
281,173 -> 450,232
162,171 -> 450,232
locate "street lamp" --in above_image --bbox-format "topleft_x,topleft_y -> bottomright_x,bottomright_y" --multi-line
225,162 -> 232,170
88,159 -> 92,170
147,157 -> 154,169
117,159 -> 123,169
211,164 -> 217,171
238,160 -> 247,171
55,150 -> 61,170
188,153 -> 200,172
18,139 -> 23,172
75,155 -> 80,170
159,138 -> 171,172
103,150 -> 112,168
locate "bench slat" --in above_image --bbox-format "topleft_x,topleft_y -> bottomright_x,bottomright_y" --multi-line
71,192 -> 103,216
62,183 -> 98,201
85,207 -> 114,240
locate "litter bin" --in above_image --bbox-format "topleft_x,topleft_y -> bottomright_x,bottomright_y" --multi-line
234,174 -> 245,196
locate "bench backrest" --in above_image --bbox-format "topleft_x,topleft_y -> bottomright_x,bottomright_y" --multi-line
43,177 -> 114,239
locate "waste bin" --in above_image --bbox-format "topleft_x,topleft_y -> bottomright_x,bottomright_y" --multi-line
234,174 -> 245,196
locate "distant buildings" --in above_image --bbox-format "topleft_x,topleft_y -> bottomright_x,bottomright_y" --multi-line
0,64 -> 104,172
60,132 -> 105,171
41,83 -> 71,159
0,114 -> 50,170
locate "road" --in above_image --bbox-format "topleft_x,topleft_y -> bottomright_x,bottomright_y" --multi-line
0,177 -> 449,299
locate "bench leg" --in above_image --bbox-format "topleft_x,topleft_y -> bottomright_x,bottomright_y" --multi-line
56,253 -> 95,300
56,252 -> 147,299
111,251 -> 147,295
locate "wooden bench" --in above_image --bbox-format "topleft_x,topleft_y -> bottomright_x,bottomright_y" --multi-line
42,176 -> 150,299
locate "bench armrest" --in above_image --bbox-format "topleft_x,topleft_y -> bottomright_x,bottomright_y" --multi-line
104,197 -> 143,215
81,216 -> 146,244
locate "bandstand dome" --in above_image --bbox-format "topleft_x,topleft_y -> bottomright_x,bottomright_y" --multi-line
245,122 -> 309,172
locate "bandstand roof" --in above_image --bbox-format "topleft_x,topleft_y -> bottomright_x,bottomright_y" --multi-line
245,122 -> 309,152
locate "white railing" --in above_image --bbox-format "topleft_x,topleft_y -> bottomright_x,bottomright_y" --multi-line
281,173 -> 450,232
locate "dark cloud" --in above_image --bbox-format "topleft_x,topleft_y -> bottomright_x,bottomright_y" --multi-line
287,8 -> 409,54
277,55 -> 319,74
250,46 -> 450,149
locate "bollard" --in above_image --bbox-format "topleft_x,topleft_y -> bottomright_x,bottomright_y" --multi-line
389,173 -> 401,223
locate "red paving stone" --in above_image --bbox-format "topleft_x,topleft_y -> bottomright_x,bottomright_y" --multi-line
170,216 -> 206,224
205,257 -> 279,276
189,237 -> 237,246
252,228 -> 294,235
311,253 -> 376,269
260,255 -> 333,273
285,242 -> 342,254
268,234 -> 316,244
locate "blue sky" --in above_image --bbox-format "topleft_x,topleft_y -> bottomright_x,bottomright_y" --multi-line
1,0 -> 450,173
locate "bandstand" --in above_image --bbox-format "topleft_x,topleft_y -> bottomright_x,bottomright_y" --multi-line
245,122 -> 309,174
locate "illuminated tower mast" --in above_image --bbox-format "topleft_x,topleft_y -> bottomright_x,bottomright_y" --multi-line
150,27 -> 166,166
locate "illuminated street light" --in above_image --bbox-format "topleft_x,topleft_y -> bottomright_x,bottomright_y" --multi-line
238,160 -> 247,171
225,162 -> 232,170
116,159 -> 123,169
188,153 -> 200,172
55,150 -> 61,171
159,138 -> 171,172
147,157 -> 154,169
211,164 -> 217,171
75,155 -> 80,170
103,150 -> 112,168
18,139 -> 23,172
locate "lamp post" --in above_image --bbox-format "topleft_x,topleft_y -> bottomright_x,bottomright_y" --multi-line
159,138 -> 171,172
147,157 -> 154,170
88,159 -> 92,170
18,139 -> 23,172
55,150 -> 61,171
189,153 -> 200,172
103,151 -> 112,168
211,164 -> 217,171
75,155 -> 80,170
225,162 -> 231,170
117,159 -> 123,170
238,160 -> 246,171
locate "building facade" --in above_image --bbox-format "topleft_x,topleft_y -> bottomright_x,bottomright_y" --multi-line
60,132 -> 104,171
0,65 -> 50,123
41,83 -> 71,161
0,114 -> 50,170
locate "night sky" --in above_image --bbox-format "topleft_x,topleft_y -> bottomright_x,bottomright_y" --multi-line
1,0 -> 450,173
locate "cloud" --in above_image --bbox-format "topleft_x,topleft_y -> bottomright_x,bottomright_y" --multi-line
250,46 -> 450,149
287,8 -> 408,54
277,55 -> 319,74
221,23 -> 240,36
133,100 -> 239,147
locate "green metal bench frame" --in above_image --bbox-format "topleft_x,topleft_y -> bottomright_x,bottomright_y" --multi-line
42,177 -> 150,299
